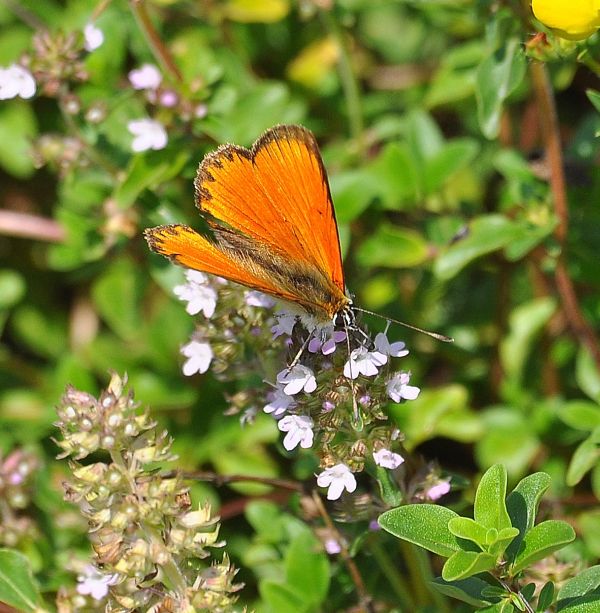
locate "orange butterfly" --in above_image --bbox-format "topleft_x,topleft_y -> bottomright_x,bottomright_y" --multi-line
145,125 -> 351,325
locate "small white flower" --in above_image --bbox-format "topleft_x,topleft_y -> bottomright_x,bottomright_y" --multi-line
316,464 -> 357,500
77,564 -> 118,600
271,311 -> 296,338
0,64 -> 36,100
264,388 -> 296,417
373,449 -> 404,470
128,63 -> 162,90
426,480 -> 451,501
374,332 -> 409,358
181,340 -> 213,376
277,365 -> 317,395
83,23 -> 104,52
245,290 -> 276,308
343,346 -> 387,379
127,118 -> 167,152
386,372 -> 420,402
278,414 -> 314,450
173,270 -> 217,317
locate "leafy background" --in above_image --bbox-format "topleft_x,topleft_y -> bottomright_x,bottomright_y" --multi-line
1,0 -> 600,610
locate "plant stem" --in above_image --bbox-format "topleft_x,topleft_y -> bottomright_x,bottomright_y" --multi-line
129,0 -> 183,83
0,211 -> 65,242
530,61 -> 600,370
368,538 -> 414,610
322,10 -> 365,157
311,491 -> 374,612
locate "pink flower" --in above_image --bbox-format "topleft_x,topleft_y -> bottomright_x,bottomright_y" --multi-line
308,328 -> 346,355
0,64 -> 35,100
83,23 -> 104,52
181,340 -> 213,376
316,464 -> 357,500
277,365 -> 317,395
127,118 -> 167,152
426,480 -> 451,501
128,64 -> 162,90
271,311 -> 296,338
245,291 -> 276,308
386,372 -> 420,402
373,449 -> 404,470
278,415 -> 314,450
343,346 -> 387,379
264,388 -> 296,417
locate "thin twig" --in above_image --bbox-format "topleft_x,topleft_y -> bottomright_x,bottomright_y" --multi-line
1,0 -> 45,29
311,490 -> 373,612
166,469 -> 304,492
129,0 -> 183,83
530,61 -> 600,370
0,211 -> 65,242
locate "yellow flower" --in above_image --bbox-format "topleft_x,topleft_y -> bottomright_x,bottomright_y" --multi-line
532,0 -> 600,39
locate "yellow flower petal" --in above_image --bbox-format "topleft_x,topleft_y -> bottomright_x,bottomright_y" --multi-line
532,0 -> 600,39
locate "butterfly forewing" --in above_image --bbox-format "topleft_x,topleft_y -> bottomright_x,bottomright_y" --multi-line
145,125 -> 349,320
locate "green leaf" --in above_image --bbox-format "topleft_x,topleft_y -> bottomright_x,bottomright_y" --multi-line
260,580 -> 309,613
560,401 -> 600,432
442,550 -> 497,581
245,501 -> 286,543
566,433 -> 600,486
511,520 -> 575,575
285,531 -> 330,605
537,581 -> 555,612
433,214 -> 517,280
579,511 -> 600,557
376,465 -> 403,507
499,297 -> 556,384
329,169 -> 378,223
10,305 -> 68,359
113,149 -> 190,209
475,409 -> 540,478
405,110 -> 444,162
431,576 -> 494,608
506,472 -> 551,562
91,257 -> 146,341
576,347 -> 600,404
0,101 -> 37,178
366,142 -> 420,208
476,38 -> 526,139
356,224 -> 429,268
586,89 -> 600,114
0,270 -> 25,310
423,139 -> 479,195
0,549 -> 42,613
448,517 -> 488,547
557,566 -> 600,612
390,383 -> 481,448
378,504 -> 460,557
474,464 -> 512,532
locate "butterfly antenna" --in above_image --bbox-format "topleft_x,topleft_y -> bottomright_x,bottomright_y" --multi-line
352,307 -> 454,343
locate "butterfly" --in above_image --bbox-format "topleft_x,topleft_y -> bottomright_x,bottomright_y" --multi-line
145,125 -> 351,325
144,124 -> 451,342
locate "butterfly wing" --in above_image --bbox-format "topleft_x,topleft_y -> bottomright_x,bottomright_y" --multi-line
145,125 -> 349,319
195,125 -> 345,294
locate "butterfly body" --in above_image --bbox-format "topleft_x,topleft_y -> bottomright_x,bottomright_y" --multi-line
145,125 -> 350,323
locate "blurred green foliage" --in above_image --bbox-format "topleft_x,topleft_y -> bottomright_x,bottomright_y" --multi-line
1,0 -> 600,610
